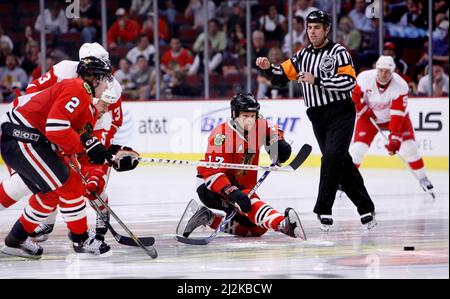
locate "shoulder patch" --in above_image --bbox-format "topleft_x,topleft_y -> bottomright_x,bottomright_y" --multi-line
213,134 -> 226,146
83,82 -> 92,94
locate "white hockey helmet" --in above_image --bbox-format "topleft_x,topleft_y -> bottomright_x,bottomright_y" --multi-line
79,42 -> 109,60
375,55 -> 396,72
94,79 -> 122,105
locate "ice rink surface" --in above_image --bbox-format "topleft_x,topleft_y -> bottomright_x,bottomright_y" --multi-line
0,165 -> 448,279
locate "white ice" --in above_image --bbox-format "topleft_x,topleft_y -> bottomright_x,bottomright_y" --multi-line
0,165 -> 448,279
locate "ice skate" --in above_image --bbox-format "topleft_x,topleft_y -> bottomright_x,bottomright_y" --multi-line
279,208 -> 307,240
1,235 -> 43,259
361,212 -> 377,230
317,214 -> 333,232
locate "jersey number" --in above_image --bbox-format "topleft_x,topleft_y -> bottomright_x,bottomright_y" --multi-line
65,97 -> 80,113
207,155 -> 224,169
38,72 -> 52,84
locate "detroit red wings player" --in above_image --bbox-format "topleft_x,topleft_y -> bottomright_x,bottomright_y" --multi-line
183,93 -> 303,239
350,55 -> 434,194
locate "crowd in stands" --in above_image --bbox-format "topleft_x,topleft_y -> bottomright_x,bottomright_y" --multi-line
0,0 -> 448,101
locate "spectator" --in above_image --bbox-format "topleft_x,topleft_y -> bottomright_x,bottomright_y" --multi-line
161,0 -> 178,35
294,0 -> 319,20
69,0 -> 100,43
0,41 -> 13,67
126,34 -> 155,66
130,55 -> 155,99
140,12 -> 170,44
419,20 -> 449,65
337,16 -> 362,51
259,5 -> 287,41
193,19 -> 227,53
30,56 -> 57,81
107,8 -> 141,49
282,16 -> 306,56
34,2 -> 68,35
251,30 -> 269,71
227,22 -> 246,59
257,47 -> 287,99
161,38 -> 194,73
184,0 -> 216,29
397,0 -> 427,30
0,25 -> 13,53
23,26 -> 36,53
161,38 -> 194,87
0,55 -> 28,102
417,64 -> 449,96
130,0 -> 153,18
225,3 -> 246,34
383,42 -> 408,75
20,40 -> 40,75
188,39 -> 223,75
114,58 -> 137,99
349,0 -> 375,32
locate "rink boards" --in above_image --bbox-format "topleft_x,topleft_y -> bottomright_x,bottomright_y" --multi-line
1,98 -> 448,169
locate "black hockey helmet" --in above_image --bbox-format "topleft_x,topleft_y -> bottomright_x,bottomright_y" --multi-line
230,93 -> 260,118
306,10 -> 332,27
77,56 -> 112,82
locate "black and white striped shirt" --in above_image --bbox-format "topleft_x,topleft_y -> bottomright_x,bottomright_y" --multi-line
266,41 -> 356,107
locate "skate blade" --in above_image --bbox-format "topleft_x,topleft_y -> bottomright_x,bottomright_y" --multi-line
319,224 -> 331,232
365,220 -> 378,230
288,209 -> 306,240
0,246 -> 42,260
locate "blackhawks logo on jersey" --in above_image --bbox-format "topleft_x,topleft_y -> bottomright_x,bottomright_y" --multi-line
214,134 -> 226,146
83,82 -> 92,94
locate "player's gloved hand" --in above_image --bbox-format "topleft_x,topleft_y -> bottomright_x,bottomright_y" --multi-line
385,132 -> 402,155
357,105 -> 377,122
84,168 -> 106,200
221,185 -> 251,213
108,144 -> 140,172
80,132 -> 112,165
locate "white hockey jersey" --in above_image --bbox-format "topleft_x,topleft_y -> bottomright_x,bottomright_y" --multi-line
353,69 -> 409,124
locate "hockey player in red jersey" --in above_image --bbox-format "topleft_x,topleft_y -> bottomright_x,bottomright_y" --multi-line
350,55 -> 434,193
0,57 -> 128,258
183,93 -> 303,239
0,43 -> 126,239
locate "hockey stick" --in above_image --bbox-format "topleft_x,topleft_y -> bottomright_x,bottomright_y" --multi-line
369,118 -> 435,199
138,157 -> 302,172
175,144 -> 311,245
69,163 -> 158,258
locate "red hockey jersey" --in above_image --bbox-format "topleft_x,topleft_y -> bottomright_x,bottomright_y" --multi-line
197,119 -> 284,193
14,78 -> 97,155
25,60 -> 123,140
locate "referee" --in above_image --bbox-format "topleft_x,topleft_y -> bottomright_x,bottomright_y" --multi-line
256,10 -> 376,230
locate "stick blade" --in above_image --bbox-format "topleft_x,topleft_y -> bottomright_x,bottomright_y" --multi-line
288,144 -> 312,171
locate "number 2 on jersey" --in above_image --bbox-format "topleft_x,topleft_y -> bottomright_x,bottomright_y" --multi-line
65,97 -> 80,113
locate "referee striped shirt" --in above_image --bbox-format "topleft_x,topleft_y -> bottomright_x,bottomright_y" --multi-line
265,41 -> 356,107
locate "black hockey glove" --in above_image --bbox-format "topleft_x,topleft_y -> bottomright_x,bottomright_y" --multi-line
108,144 -> 140,172
80,132 -> 112,165
221,185 -> 251,213
266,139 -> 292,164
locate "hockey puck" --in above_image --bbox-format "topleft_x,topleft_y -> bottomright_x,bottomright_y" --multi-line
403,246 -> 415,251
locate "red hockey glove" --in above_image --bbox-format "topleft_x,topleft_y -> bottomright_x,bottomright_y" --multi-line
385,133 -> 402,155
84,168 -> 106,200
357,105 -> 377,122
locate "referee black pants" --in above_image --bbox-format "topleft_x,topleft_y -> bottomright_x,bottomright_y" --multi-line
306,99 -> 375,216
